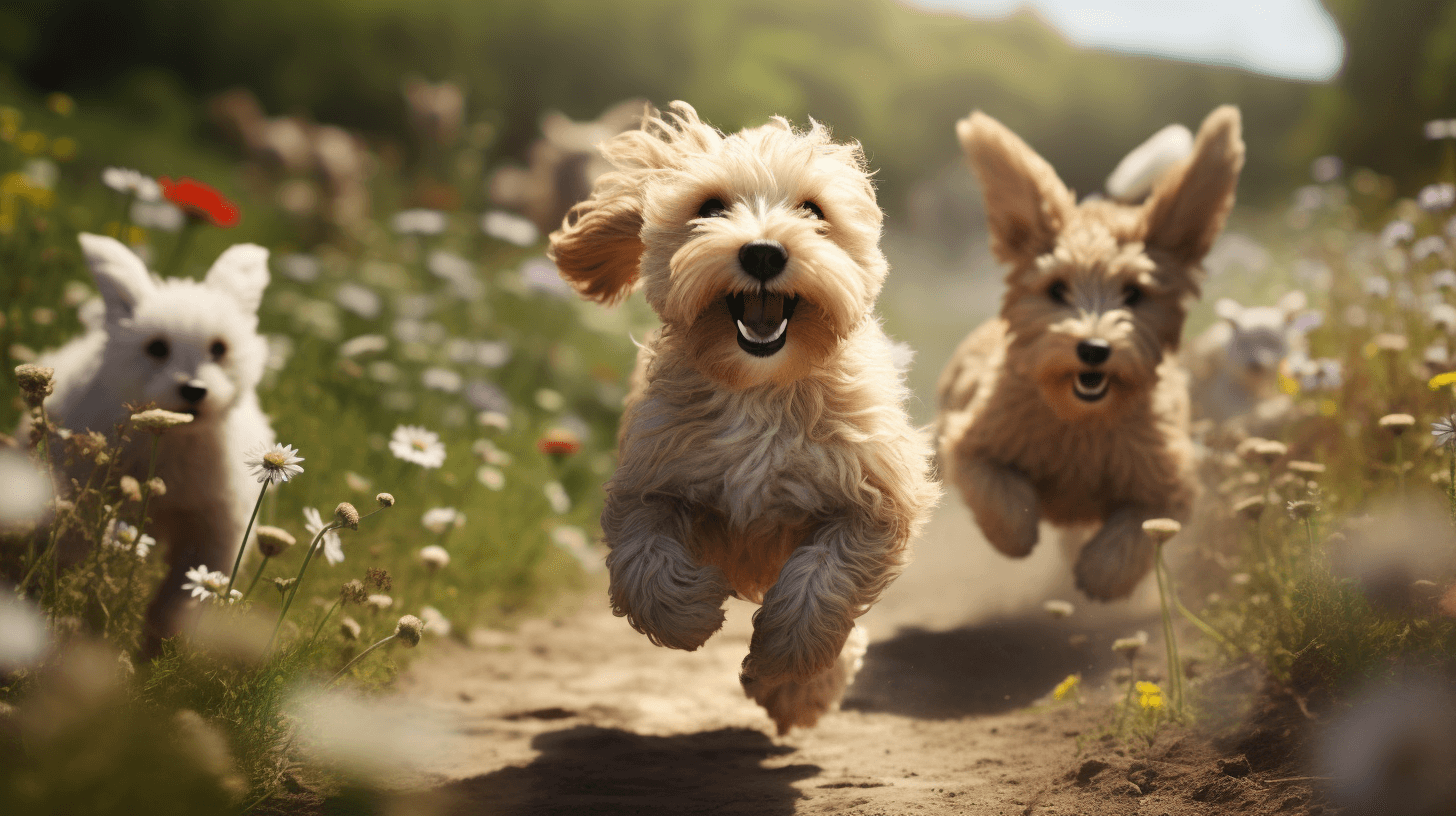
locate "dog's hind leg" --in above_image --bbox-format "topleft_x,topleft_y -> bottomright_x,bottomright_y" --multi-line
743,623 -> 868,734
1073,505 -> 1159,601
602,495 -> 731,651
952,455 -> 1039,558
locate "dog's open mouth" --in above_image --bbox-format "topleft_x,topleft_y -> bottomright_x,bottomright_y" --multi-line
1073,371 -> 1109,402
726,290 -> 799,357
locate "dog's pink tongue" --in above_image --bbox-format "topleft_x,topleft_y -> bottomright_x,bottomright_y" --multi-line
742,291 -> 785,333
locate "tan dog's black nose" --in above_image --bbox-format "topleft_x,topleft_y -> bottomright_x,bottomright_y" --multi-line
739,240 -> 788,282
1076,339 -> 1111,365
179,381 -> 208,403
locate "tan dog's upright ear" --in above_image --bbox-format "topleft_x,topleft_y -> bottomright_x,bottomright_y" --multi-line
1143,105 -> 1244,266
548,182 -> 644,305
956,111 -> 1075,268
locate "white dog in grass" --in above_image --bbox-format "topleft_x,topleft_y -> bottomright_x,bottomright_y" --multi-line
38,233 -> 275,650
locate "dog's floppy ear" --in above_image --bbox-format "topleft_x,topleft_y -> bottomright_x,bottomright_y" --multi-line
1143,106 -> 1244,266
78,233 -> 155,323
956,111 -> 1074,267
204,244 -> 271,313
548,188 -> 644,305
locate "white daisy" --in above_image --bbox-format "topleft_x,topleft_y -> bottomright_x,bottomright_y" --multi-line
1433,417 -> 1456,449
391,208 -> 447,236
101,167 -> 161,200
476,465 -> 505,491
480,210 -> 538,247
389,425 -> 446,469
304,506 -> 345,565
181,565 -> 229,601
421,507 -> 464,535
244,442 -> 305,485
105,520 -> 154,559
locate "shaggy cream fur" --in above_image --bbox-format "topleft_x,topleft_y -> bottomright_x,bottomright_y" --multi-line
550,102 -> 937,733
937,106 -> 1244,601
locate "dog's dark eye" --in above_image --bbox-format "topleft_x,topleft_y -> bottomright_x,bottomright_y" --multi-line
1048,281 -> 1069,305
210,340 -> 227,359
697,198 -> 727,218
800,201 -> 824,220
1123,285 -> 1144,307
145,339 -> 169,360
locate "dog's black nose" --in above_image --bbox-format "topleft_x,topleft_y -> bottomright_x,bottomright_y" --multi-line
739,240 -> 788,282
179,382 -> 208,403
1076,339 -> 1111,365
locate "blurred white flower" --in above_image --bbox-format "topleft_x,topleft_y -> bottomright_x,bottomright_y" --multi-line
1381,220 -> 1415,247
304,507 -> 345,565
389,425 -> 446,469
339,334 -> 389,358
421,367 -> 463,393
1432,417 -> 1456,449
535,388 -> 564,412
0,448 -> 53,531
391,208 -> 447,236
427,250 -> 481,299
1431,303 -> 1456,333
0,590 -> 49,672
544,481 -> 571,514
551,525 -> 604,573
1413,235 -> 1449,262
368,360 -> 401,383
101,167 -> 161,200
182,565 -> 229,601
284,687 -> 450,780
1434,270 -> 1456,292
419,605 -> 451,636
481,210 -> 538,246
466,380 -> 511,414
476,465 -> 505,490
104,520 -> 154,559
335,283 -> 382,320
1363,275 -> 1391,298
421,507 -> 464,535
520,257 -> 573,297
1310,155 -> 1342,183
367,593 -> 393,610
419,545 -> 451,571
477,410 -> 511,431
1419,183 -> 1456,212
472,438 -> 513,466
1043,599 -> 1075,619
1425,118 -> 1456,140
244,442 -> 305,485
130,199 -> 184,232
24,158 -> 58,190
280,253 -> 321,283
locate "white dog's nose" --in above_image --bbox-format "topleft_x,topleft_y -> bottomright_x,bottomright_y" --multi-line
179,381 -> 208,404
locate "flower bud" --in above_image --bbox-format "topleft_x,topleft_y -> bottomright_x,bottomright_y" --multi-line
376,492 -> 395,508
119,475 -> 142,503
394,615 -> 424,647
255,526 -> 295,558
147,477 -> 167,497
14,364 -> 54,407
130,408 -> 194,433
334,502 -> 360,530
1141,518 -> 1181,545
340,616 -> 361,641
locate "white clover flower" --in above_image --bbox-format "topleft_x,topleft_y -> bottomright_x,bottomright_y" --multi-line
420,508 -> 464,535
419,545 -> 450,571
421,367 -> 463,393
476,466 -> 505,491
304,507 -> 345,565
182,565 -> 229,601
544,481 -> 571,514
391,208 -> 447,236
105,520 -> 154,559
481,210 -> 539,247
389,425 -> 446,469
1112,630 -> 1149,656
244,442 -> 305,485
101,167 -> 161,200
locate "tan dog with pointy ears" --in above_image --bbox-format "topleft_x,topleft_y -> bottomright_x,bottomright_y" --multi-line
549,102 -> 937,733
936,106 -> 1244,601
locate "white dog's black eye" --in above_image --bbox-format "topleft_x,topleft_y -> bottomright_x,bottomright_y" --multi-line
1123,285 -> 1144,307
697,198 -> 727,218
800,201 -> 824,220
210,340 -> 228,359
145,339 -> 169,360
1048,281 -> 1069,305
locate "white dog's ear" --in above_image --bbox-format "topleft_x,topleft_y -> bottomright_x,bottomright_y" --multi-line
204,244 -> 271,313
78,233 -> 154,323
956,111 -> 1075,268
1143,106 -> 1245,266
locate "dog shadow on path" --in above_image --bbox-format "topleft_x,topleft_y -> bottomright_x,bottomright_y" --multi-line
441,725 -> 819,816
843,617 -> 1132,719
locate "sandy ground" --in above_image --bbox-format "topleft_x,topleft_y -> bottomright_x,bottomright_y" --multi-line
378,499 -> 1326,816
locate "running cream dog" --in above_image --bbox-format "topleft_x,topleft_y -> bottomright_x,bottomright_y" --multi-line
936,107 -> 1244,600
549,102 -> 937,733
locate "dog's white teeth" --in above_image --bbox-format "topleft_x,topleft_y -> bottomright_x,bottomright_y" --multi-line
737,319 -> 788,344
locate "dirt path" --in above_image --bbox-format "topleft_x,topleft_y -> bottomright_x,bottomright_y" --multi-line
390,507 -> 1319,815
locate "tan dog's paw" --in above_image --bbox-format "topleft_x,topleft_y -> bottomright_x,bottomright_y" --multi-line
1073,515 -> 1156,601
608,543 -> 731,650
742,600 -> 852,685
741,633 -> 862,735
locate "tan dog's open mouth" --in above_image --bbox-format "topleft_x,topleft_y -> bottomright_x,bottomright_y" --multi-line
1073,371 -> 1109,402
727,290 -> 799,357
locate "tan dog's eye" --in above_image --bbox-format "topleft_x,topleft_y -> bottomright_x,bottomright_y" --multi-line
800,201 -> 824,220
146,338 -> 169,360
697,198 -> 727,218
1047,281 -> 1069,305
1123,285 -> 1143,307
210,339 -> 228,359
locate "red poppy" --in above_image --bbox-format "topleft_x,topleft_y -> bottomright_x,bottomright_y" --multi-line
158,177 -> 241,227
537,428 -> 582,459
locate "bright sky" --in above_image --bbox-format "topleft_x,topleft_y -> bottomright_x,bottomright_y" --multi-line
910,0 -> 1345,81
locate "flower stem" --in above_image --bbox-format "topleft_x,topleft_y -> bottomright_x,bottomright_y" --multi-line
119,434 -> 163,629
164,218 -> 198,277
242,556 -> 270,601
1395,435 -> 1406,497
266,523 -> 339,652
328,634 -> 397,686
1153,546 -> 1185,716
224,482 -> 269,600
309,597 -> 343,643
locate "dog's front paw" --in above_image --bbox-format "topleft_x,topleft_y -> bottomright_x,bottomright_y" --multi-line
957,460 -> 1040,557
1074,518 -> 1156,601
607,540 -> 731,651
741,614 -> 850,686
740,629 -> 865,735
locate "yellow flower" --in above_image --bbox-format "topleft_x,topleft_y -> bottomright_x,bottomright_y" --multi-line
46,93 -> 75,117
1318,399 -> 1338,417
0,107 -> 20,142
1277,371 -> 1299,395
1135,681 -> 1161,695
1053,674 -> 1081,701
1429,371 -> 1456,390
1136,681 -> 1164,710
16,131 -> 46,156
50,136 -> 77,161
